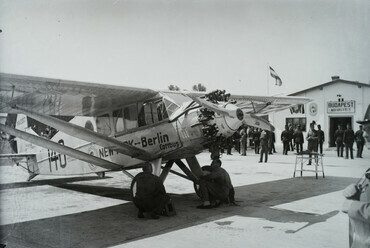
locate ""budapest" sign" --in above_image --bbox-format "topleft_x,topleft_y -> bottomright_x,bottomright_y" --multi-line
327,100 -> 355,113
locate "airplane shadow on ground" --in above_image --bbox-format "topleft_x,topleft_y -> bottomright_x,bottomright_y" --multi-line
0,176 -> 356,248
55,183 -> 133,202
0,176 -> 111,190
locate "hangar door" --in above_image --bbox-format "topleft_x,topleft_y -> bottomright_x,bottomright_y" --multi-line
329,117 -> 352,147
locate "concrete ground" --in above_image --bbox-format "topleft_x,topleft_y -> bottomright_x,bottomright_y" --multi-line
0,146 -> 369,248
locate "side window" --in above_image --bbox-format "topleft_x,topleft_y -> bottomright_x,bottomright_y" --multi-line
151,102 -> 159,123
113,109 -> 124,133
123,104 -> 138,130
96,114 -> 112,136
144,103 -> 153,125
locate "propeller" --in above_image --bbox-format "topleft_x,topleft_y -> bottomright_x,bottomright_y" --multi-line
187,92 -> 275,132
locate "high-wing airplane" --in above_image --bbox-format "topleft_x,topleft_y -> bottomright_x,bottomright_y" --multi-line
0,73 -> 310,194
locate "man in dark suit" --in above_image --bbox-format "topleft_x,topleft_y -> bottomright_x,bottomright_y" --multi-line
355,125 -> 365,158
343,123 -> 355,159
281,125 -> 290,155
293,125 -> 304,153
334,124 -> 345,157
317,124 -> 325,154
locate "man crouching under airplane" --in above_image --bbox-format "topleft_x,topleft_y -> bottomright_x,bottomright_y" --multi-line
197,149 -> 236,209
132,165 -> 170,219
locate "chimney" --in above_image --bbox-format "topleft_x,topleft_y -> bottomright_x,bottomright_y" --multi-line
331,75 -> 340,80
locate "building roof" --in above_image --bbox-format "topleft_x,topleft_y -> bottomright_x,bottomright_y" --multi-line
288,78 -> 370,96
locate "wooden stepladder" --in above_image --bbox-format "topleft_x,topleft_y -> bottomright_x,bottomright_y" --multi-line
293,152 -> 325,179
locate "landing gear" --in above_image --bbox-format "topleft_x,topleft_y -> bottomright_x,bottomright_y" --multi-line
27,173 -> 38,182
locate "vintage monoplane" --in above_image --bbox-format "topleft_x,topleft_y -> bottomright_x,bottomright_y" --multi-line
0,73 -> 310,194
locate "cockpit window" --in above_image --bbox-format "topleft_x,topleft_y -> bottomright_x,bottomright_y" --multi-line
155,100 -> 168,121
144,103 -> 154,125
163,97 -> 179,117
161,93 -> 193,117
138,98 -> 170,127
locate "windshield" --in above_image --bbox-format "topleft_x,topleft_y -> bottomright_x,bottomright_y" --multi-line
161,92 -> 193,117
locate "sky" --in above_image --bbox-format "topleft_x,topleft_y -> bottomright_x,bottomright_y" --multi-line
0,0 -> 369,95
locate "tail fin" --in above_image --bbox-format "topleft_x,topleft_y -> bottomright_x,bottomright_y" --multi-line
14,114 -> 47,155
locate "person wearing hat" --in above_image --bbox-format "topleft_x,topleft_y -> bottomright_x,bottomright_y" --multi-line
342,168 -> 370,248
355,125 -> 365,158
317,124 -> 325,154
357,105 -> 370,150
306,122 -> 318,165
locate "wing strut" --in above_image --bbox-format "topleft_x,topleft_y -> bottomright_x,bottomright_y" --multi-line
0,123 -> 122,171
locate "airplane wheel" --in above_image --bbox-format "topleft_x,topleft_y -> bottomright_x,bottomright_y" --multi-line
193,165 -> 212,198
96,172 -> 105,178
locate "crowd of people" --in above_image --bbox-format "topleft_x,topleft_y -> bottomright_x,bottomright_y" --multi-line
219,125 -> 277,163
217,121 -> 367,165
335,123 -> 366,159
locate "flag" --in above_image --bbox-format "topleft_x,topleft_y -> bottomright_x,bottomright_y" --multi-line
269,66 -> 282,86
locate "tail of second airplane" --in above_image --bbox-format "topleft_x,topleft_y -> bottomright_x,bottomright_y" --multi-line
14,114 -> 48,155
1,114 -> 113,178
0,114 -> 42,179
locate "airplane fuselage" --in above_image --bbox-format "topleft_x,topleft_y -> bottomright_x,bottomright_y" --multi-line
15,108 -> 210,175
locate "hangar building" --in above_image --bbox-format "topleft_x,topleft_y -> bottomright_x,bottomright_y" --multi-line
270,76 -> 370,148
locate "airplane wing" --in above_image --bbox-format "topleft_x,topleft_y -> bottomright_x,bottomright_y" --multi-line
0,73 -> 159,116
230,94 -> 311,116
184,91 -> 310,116
0,73 -> 158,160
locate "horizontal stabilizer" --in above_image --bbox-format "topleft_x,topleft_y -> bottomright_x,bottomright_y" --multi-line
0,153 -> 36,166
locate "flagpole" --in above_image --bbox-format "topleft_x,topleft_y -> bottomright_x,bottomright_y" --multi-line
267,63 -> 270,96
